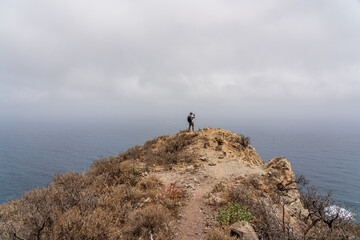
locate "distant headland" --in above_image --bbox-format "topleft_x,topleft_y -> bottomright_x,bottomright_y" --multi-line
0,127 -> 359,239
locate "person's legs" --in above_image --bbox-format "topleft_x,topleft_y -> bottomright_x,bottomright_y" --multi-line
188,123 -> 191,131
191,122 -> 194,131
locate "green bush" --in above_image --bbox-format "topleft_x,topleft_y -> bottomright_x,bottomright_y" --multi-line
215,202 -> 252,227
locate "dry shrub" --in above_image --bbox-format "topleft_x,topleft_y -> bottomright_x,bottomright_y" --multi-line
239,134 -> 251,147
1,174 -> 110,240
136,174 -> 161,191
250,199 -> 299,240
98,187 -> 136,225
91,157 -> 108,168
143,135 -> 169,151
221,183 -> 360,240
295,174 -> 310,191
123,204 -> 173,240
0,206 -> 13,240
221,184 -> 300,240
229,134 -> 251,149
110,185 -> 143,206
300,186 -> 360,240
119,145 -> 142,161
144,150 -> 196,166
143,138 -> 158,149
109,132 -> 198,167
51,172 -> 93,210
223,185 -> 254,208
338,221 -> 360,240
89,160 -> 143,187
0,188 -> 53,240
212,181 -> 226,193
164,135 -> 192,153
51,207 -> 113,240
160,132 -> 197,159
0,157 -> 181,240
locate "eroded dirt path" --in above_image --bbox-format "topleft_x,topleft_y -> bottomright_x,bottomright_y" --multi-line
175,183 -> 212,240
156,157 -> 263,240
154,169 -> 213,240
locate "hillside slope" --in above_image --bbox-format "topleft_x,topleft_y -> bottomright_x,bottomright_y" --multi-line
0,128 -> 358,240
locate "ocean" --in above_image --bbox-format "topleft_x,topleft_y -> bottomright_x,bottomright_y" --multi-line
0,119 -> 359,217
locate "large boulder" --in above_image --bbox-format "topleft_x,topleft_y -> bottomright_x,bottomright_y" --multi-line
229,221 -> 258,240
265,157 -> 295,184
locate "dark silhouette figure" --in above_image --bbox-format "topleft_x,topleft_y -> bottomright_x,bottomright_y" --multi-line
187,112 -> 195,131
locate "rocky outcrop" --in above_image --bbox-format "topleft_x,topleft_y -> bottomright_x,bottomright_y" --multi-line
265,157 -> 308,219
188,127 -> 265,166
152,128 -> 309,236
230,221 -> 259,240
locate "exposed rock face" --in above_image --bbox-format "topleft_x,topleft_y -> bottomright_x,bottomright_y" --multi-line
127,128 -> 309,236
185,127 -> 265,166
265,157 -> 295,186
265,157 -> 308,219
230,221 -> 259,240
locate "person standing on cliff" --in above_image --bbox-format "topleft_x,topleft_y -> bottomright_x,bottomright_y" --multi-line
187,112 -> 195,131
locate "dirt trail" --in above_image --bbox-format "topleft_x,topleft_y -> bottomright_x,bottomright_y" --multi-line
155,170 -> 213,240
175,183 -> 212,240
156,158 -> 263,240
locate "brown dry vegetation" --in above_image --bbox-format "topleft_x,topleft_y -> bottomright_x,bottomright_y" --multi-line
0,133 -> 191,240
1,128 -> 359,240
206,177 -> 360,240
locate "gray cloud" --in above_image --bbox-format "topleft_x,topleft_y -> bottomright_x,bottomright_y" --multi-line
1,0 -> 360,122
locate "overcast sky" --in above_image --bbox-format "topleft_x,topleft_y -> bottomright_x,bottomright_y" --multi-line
1,0 -> 360,125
